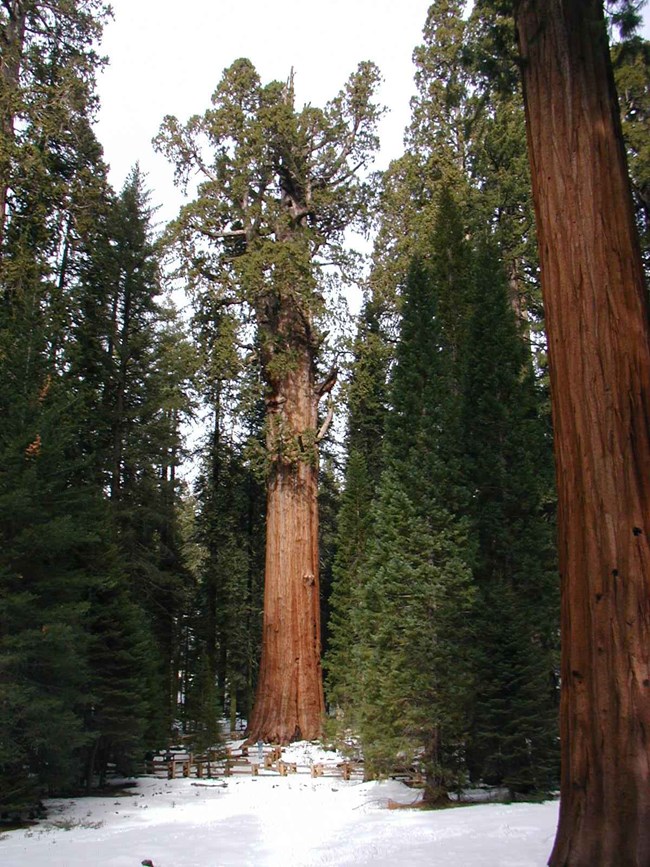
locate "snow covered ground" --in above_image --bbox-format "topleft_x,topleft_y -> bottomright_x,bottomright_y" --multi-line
0,743 -> 559,866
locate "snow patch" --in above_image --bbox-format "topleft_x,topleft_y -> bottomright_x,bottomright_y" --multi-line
0,758 -> 559,866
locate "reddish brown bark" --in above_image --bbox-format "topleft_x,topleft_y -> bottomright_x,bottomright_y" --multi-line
246,303 -> 325,744
515,2 -> 650,864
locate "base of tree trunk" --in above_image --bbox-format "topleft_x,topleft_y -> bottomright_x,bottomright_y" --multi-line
246,456 -> 325,746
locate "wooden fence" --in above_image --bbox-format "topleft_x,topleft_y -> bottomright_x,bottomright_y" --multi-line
143,745 -> 364,782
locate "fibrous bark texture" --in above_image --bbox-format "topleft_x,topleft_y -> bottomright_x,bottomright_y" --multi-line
246,323 -> 325,744
515,2 -> 650,864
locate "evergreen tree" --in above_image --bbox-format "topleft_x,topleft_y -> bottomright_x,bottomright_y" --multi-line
356,6 -> 560,798
105,173 -> 193,736
183,650 -> 223,753
0,1 -> 109,255
83,576 -> 157,787
188,297 -> 265,733
461,240 -> 559,794
324,449 -> 375,718
357,471 -> 474,802
345,297 -> 391,487
353,258 -> 475,802
0,377 -> 108,807
156,58 -> 383,743
0,0 -> 121,808
324,296 -> 390,720
193,431 -> 265,732
317,451 -> 341,662
0,117 -> 194,803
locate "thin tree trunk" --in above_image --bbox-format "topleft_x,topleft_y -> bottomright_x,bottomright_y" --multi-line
515,2 -> 650,864
206,399 -> 221,681
507,256 -> 529,337
0,1 -> 26,253
109,277 -> 132,499
247,339 -> 325,743
244,467 -> 262,721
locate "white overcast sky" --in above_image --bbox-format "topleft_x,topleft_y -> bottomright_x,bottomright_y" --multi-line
95,0 -> 433,223
95,1 -> 650,226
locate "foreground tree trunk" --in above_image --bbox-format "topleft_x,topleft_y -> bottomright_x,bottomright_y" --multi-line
515,2 -> 650,864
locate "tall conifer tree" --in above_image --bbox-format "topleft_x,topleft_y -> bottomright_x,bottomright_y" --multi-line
353,257 -> 475,802
156,59 -> 382,743
461,240 -> 559,793
325,296 -> 390,718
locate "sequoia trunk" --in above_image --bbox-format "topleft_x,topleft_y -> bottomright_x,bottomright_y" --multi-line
515,2 -> 650,864
247,323 -> 325,744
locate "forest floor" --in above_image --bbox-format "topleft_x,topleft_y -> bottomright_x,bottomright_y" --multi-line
0,742 -> 559,866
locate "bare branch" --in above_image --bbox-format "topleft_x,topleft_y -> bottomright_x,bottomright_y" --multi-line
316,366 -> 338,398
315,397 -> 335,443
190,222 -> 247,241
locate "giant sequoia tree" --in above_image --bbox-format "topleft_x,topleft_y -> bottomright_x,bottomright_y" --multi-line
155,59 -> 381,743
514,1 -> 650,863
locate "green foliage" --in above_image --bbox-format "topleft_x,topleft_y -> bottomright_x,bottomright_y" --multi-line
0,7 -> 195,804
330,176 -> 559,797
354,8 -> 561,798
190,416 -> 265,729
356,470 -> 474,796
0,379 -> 107,805
183,652 -> 223,753
410,0 -> 475,184
330,256 -> 476,799
460,240 -> 559,793
84,577 -> 158,785
154,57 -> 383,418
324,296 -> 391,716
324,449 -> 375,715
317,453 -> 341,659
607,0 -> 645,39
